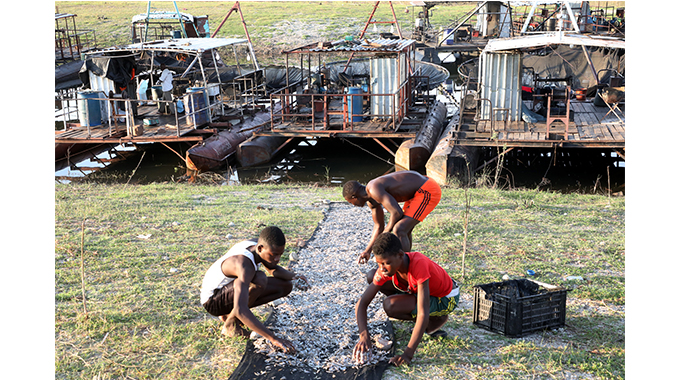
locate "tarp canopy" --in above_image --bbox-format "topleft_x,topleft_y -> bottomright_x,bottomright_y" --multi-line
323,58 -> 449,90
521,44 -> 624,89
78,55 -> 137,90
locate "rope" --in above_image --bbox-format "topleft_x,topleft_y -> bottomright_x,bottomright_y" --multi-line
339,138 -> 393,165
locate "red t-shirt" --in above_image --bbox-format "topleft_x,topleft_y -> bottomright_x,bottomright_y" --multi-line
373,251 -> 453,297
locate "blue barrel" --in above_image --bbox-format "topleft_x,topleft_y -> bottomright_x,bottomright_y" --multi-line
445,29 -> 455,45
184,87 -> 209,126
348,87 -> 363,122
77,90 -> 102,127
171,30 -> 182,39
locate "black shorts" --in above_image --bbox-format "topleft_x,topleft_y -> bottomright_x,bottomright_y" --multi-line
203,281 -> 236,317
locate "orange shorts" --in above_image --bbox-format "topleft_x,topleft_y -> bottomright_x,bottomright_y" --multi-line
402,177 -> 441,222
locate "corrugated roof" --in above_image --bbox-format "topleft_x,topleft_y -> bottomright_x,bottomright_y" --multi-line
131,11 -> 195,23
88,38 -> 249,56
55,13 -> 77,20
288,38 -> 415,54
483,32 -> 625,52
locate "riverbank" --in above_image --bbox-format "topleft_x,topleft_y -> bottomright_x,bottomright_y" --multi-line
55,182 -> 624,379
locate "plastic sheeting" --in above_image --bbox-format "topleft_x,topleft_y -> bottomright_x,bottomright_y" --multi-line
78,55 -> 137,90
323,58 -> 449,90
521,44 -> 625,89
227,317 -> 395,380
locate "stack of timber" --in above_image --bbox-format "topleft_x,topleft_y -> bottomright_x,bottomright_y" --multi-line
395,100 -> 447,171
425,111 -> 480,186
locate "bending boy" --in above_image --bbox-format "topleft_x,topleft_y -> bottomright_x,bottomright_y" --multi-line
353,232 -> 459,366
200,226 -> 308,353
343,171 -> 441,263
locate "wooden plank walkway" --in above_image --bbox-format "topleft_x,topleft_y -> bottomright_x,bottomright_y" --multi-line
455,99 -> 624,148
55,104 -> 207,144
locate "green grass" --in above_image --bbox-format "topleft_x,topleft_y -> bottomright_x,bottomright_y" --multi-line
55,183 -> 624,379
55,1 -> 481,64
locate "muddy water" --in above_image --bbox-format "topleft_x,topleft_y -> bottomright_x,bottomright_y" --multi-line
55,136 -> 624,195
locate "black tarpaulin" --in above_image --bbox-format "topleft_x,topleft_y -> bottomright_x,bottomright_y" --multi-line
522,45 -> 625,89
79,55 -> 137,90
227,317 -> 395,380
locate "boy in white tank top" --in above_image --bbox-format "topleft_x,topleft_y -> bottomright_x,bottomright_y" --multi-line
200,226 -> 308,354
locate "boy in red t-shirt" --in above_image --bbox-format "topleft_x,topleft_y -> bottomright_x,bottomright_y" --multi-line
353,232 -> 459,367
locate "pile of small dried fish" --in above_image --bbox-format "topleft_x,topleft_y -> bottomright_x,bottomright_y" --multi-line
251,202 -> 392,373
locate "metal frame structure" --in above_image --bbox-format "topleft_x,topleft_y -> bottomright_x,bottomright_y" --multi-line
55,13 -> 97,63
262,37 -> 423,139
56,37 -> 265,143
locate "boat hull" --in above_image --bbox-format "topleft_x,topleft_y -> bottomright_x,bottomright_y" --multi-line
186,104 -> 278,172
425,111 -> 480,185
395,100 -> 447,171
236,136 -> 295,168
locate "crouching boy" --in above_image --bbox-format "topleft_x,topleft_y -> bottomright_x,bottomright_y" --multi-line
200,226 -> 308,354
353,232 -> 459,366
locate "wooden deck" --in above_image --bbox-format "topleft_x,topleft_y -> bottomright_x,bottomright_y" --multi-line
255,98 -> 430,139
55,104 -> 211,144
456,99 -> 625,148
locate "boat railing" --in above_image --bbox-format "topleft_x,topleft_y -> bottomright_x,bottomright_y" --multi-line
222,69 -> 268,109
55,87 -> 230,139
55,14 -> 97,62
268,78 -> 414,133
511,4 -> 624,35
409,74 -> 432,107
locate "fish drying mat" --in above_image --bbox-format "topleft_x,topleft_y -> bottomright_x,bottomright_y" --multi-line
228,202 -> 396,380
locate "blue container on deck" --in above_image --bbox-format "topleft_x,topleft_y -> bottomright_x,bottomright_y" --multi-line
77,90 -> 103,127
444,28 -> 455,45
348,86 -> 363,122
171,30 -> 182,39
184,87 -> 209,126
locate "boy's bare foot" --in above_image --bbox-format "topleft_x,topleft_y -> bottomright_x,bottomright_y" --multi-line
220,316 -> 249,337
426,315 -> 449,336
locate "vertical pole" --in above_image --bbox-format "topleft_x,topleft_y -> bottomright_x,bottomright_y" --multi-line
388,1 -> 402,38
235,2 -> 260,70
144,1 -> 151,43
520,2 -> 537,34
172,1 -> 188,38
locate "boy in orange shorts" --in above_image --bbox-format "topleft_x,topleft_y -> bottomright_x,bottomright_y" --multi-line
343,170 -> 441,264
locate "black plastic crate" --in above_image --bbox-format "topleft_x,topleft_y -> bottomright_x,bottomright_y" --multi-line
472,279 -> 567,337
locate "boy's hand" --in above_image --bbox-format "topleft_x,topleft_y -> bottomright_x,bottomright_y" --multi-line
271,337 -> 296,354
357,250 -> 371,264
352,336 -> 373,364
293,273 -> 310,291
389,347 -> 414,367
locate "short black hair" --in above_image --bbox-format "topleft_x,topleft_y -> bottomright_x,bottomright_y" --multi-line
342,180 -> 362,199
259,226 -> 286,248
372,233 -> 402,258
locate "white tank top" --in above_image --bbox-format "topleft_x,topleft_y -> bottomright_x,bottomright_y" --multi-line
200,240 -> 258,304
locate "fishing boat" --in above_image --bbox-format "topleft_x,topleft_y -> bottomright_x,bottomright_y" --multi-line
422,1 -> 625,185
55,36 -> 270,170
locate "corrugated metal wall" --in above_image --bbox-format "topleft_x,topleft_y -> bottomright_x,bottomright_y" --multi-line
369,56 -> 405,118
88,72 -> 118,121
479,51 -> 522,122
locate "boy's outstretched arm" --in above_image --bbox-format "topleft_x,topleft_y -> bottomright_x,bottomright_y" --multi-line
231,264 -> 296,353
390,280 -> 431,366
264,262 -> 309,287
353,283 -> 381,362
359,203 -> 385,264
